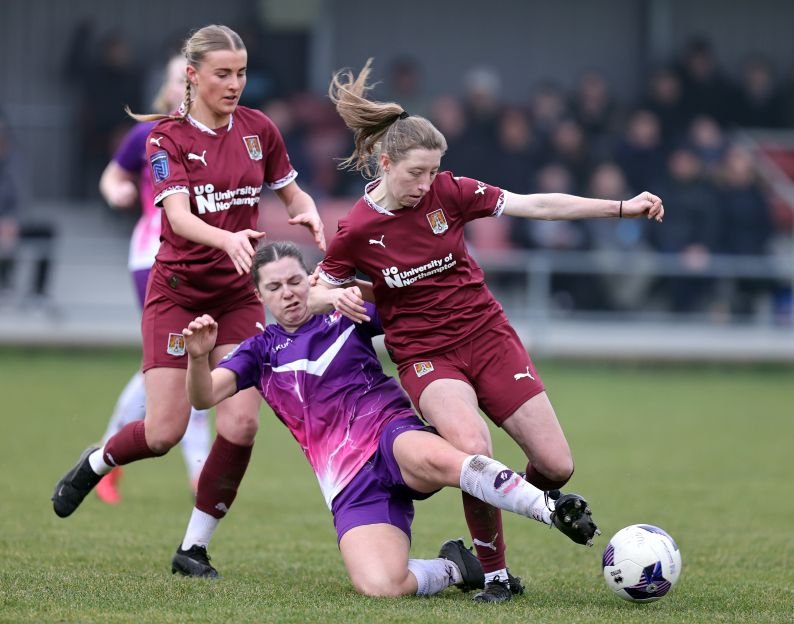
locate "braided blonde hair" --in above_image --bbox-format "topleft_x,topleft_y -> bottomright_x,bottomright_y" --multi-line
127,24 -> 245,122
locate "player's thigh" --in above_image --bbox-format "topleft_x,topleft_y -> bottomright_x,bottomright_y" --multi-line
143,367 -> 191,444
501,391 -> 572,469
392,429 -> 468,492
417,378 -> 493,456
339,523 -> 412,597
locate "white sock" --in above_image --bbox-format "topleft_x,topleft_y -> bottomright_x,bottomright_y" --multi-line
460,455 -> 551,525
101,372 -> 146,443
180,408 -> 211,483
484,568 -> 509,584
181,508 -> 220,550
407,558 -> 460,596
88,448 -> 113,475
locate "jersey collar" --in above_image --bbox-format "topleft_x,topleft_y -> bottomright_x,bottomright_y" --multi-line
363,179 -> 395,216
186,113 -> 234,135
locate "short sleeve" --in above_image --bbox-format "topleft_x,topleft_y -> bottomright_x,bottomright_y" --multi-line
216,335 -> 269,391
259,114 -> 298,190
448,175 -> 505,221
145,125 -> 189,206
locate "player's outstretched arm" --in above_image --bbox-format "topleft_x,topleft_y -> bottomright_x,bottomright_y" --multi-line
183,314 -> 238,409
502,190 -> 664,223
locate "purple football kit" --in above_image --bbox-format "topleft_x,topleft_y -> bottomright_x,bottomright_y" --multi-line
218,304 -> 436,541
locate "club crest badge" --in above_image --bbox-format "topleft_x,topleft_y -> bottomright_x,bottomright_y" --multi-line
243,135 -> 263,161
413,361 -> 435,377
166,332 -> 186,356
426,209 -> 448,235
150,150 -> 170,183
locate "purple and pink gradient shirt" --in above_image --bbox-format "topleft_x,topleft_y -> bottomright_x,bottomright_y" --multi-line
113,121 -> 160,271
218,304 -> 416,508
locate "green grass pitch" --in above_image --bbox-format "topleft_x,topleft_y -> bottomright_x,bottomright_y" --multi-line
1,348 -> 792,623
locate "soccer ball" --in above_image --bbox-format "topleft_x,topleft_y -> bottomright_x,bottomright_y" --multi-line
602,524 -> 682,602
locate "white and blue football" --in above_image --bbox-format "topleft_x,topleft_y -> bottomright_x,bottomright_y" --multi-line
602,524 -> 682,602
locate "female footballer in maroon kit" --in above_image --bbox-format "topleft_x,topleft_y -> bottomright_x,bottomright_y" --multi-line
315,60 -> 664,603
52,25 -> 325,573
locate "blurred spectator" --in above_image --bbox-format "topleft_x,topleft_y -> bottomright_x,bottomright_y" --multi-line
675,37 -> 738,126
613,109 -> 667,192
584,162 -> 654,311
459,65 -> 503,179
716,145 -> 778,316
545,118 -> 593,192
429,95 -> 475,177
0,110 -> 55,311
486,107 -> 539,192
686,115 -> 727,174
650,147 -> 722,313
735,55 -> 785,128
641,66 -> 689,146
510,163 -> 601,310
572,69 -> 622,158
378,56 -> 431,119
528,80 -> 569,145
63,23 -> 142,199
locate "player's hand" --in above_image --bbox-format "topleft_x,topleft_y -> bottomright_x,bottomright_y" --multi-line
107,180 -> 138,209
307,264 -> 321,287
182,314 -> 218,357
224,230 -> 266,275
289,212 -> 326,251
621,191 -> 664,222
331,286 -> 370,324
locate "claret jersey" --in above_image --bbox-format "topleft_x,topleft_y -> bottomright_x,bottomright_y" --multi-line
319,172 -> 508,363
218,304 -> 415,508
145,106 -> 296,306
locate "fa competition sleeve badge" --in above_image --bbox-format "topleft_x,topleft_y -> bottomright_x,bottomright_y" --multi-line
150,150 -> 170,184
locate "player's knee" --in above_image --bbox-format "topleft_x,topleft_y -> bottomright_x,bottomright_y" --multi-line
218,412 -> 259,445
350,572 -> 407,597
446,431 -> 491,457
145,430 -> 181,455
541,458 -> 575,488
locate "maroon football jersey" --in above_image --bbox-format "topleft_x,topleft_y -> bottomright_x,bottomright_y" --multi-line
145,106 -> 296,307
320,172 -> 508,363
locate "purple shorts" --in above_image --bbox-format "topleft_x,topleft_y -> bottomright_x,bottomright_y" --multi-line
331,415 -> 438,543
131,268 -> 151,309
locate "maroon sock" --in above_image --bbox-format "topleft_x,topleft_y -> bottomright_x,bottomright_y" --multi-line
524,461 -> 572,491
462,491 -> 507,573
103,421 -> 162,466
195,435 -> 253,519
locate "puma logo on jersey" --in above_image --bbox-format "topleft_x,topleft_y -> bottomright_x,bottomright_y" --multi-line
188,150 -> 207,166
149,136 -> 163,147
368,234 -> 385,248
514,366 -> 535,381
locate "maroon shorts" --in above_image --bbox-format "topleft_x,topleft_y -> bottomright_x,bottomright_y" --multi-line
397,322 -> 545,426
141,288 -> 265,372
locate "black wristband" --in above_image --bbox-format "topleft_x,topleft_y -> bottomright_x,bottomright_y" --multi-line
619,200 -> 623,218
